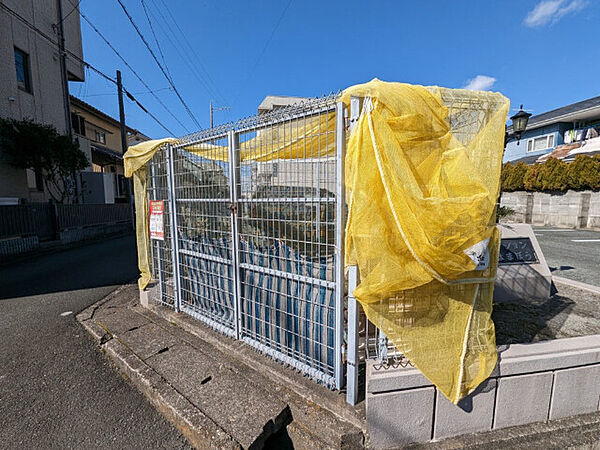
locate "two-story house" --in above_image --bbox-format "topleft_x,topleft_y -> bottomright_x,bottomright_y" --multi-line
504,95 -> 600,164
70,95 -> 150,203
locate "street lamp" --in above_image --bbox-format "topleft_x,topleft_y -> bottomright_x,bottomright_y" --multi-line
505,104 -> 532,146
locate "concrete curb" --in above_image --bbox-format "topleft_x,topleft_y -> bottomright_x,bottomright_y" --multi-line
553,276 -> 600,295
77,285 -> 365,449
76,289 -> 243,450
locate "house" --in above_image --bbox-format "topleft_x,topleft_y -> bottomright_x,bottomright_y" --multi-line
504,95 -> 600,164
257,95 -> 307,115
70,95 -> 150,203
0,0 -> 84,204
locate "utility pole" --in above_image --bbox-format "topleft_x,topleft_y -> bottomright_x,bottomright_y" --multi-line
117,70 -> 135,227
56,0 -> 79,203
56,0 -> 72,138
210,101 -> 230,128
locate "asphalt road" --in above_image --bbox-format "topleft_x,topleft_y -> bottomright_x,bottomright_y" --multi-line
533,227 -> 600,286
0,235 -> 191,449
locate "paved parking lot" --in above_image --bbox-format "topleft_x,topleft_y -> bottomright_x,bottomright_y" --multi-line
532,227 -> 600,287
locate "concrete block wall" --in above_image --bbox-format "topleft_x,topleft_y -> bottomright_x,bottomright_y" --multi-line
501,191 -> 600,229
366,334 -> 600,448
0,236 -> 39,256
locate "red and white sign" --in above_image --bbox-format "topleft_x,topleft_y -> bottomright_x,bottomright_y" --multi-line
149,200 -> 164,240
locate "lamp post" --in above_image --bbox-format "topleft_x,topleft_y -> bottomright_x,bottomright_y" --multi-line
505,105 -> 532,147
498,104 -> 532,222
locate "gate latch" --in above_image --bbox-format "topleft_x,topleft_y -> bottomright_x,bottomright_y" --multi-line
229,202 -> 237,214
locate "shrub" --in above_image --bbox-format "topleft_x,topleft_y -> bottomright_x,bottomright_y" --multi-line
565,155 -> 600,191
501,162 -> 528,191
523,158 -> 568,192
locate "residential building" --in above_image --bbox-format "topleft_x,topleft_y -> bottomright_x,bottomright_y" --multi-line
504,95 -> 600,164
70,95 -> 150,203
0,0 -> 84,203
257,95 -> 307,115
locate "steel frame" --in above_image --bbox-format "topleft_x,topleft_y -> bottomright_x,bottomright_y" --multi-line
147,97 -> 347,390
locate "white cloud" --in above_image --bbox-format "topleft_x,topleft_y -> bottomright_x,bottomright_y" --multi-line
463,75 -> 496,91
524,0 -> 588,27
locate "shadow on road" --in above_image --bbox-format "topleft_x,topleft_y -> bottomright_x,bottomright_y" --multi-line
0,234 -> 139,300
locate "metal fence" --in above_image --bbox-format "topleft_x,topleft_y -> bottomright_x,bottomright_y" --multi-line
147,95 -> 346,388
0,203 -> 55,241
0,202 -> 132,241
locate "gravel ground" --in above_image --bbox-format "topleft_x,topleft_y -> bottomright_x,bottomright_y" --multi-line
493,281 -> 600,345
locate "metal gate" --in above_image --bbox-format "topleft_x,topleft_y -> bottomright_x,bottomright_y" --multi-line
148,96 -> 346,388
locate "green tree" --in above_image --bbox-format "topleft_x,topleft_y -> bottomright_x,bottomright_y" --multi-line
0,118 -> 89,203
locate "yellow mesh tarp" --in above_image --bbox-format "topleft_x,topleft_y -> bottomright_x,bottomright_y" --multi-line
341,80 -> 509,403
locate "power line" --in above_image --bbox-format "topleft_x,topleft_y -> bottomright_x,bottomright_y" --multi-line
82,87 -> 172,98
142,2 -> 222,105
150,0 -> 227,106
58,0 -> 83,26
0,1 -> 175,135
232,0 -> 293,107
115,0 -> 202,129
140,0 -> 171,79
69,0 -> 189,133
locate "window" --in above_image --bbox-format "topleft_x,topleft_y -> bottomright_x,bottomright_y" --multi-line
71,113 -> 86,136
96,131 -> 106,144
14,48 -> 32,93
527,134 -> 555,153
26,169 -> 44,192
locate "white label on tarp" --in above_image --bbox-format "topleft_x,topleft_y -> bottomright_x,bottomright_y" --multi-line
464,238 -> 490,271
149,200 -> 164,240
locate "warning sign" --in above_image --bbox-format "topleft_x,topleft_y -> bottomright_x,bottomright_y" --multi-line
149,200 -> 164,240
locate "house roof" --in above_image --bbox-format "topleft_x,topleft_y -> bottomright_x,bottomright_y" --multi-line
70,95 -> 150,138
510,154 -> 543,165
91,143 -> 123,160
509,95 -> 600,132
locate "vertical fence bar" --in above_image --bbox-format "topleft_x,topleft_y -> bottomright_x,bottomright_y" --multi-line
150,161 -> 164,302
346,96 -> 362,404
166,144 -> 181,312
228,130 -> 243,339
334,101 -> 346,389
347,266 -> 359,404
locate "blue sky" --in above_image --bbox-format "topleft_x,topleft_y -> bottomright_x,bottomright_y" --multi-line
68,0 -> 600,138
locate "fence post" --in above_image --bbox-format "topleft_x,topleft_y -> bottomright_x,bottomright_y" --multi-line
334,101 -> 347,390
149,162 -> 163,301
346,96 -> 362,404
228,130 -> 243,340
166,144 -> 182,312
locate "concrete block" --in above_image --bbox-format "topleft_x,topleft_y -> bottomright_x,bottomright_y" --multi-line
366,387 -> 434,448
433,378 -> 496,440
140,288 -> 149,307
148,344 -> 290,449
495,334 -> 600,377
367,362 -> 432,394
119,322 -> 179,360
494,372 -> 553,429
550,365 -> 600,420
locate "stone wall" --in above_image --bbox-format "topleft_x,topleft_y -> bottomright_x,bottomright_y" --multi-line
501,191 -> 600,229
366,335 -> 600,448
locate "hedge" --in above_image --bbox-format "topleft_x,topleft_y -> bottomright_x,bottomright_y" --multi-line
501,155 -> 600,192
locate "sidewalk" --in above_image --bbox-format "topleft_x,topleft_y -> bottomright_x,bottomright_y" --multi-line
78,284 -> 600,449
76,284 -> 365,449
